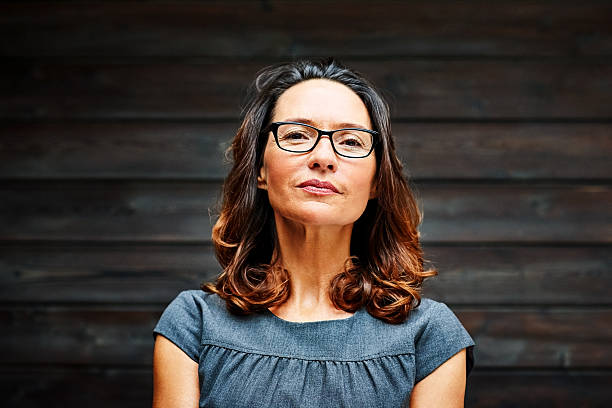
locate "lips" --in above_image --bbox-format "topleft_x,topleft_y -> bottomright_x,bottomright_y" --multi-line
297,179 -> 340,194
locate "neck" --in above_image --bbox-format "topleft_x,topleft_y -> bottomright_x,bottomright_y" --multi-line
270,213 -> 354,321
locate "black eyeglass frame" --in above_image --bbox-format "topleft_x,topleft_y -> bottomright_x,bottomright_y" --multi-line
265,121 -> 379,158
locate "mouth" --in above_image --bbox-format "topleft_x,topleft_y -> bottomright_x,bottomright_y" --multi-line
297,179 -> 341,195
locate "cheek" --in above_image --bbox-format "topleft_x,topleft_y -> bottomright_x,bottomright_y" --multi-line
356,159 -> 377,199
340,160 -> 377,218
354,176 -> 375,213
262,152 -> 296,197
265,160 -> 285,185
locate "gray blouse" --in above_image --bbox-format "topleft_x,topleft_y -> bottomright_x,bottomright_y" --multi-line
153,290 -> 475,407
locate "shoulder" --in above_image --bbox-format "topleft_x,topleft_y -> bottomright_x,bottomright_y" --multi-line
153,289 -> 241,361
387,297 -> 450,337
410,297 -> 475,382
410,297 -> 442,321
414,296 -> 447,314
411,297 -> 473,344
160,289 -> 232,327
358,297 -> 473,365
172,288 -> 221,305
415,297 -> 461,327
171,289 -> 224,310
158,289 -> 218,317
153,290 -> 229,359
352,297 -> 463,357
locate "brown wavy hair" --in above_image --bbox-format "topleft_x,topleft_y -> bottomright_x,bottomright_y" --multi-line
201,58 -> 436,324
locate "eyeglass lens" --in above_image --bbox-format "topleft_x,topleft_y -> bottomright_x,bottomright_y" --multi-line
275,123 -> 373,157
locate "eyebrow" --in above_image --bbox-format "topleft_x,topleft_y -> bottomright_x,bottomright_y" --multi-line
282,118 -> 371,130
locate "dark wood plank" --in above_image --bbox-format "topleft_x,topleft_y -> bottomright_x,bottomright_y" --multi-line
1,244 -> 609,305
0,180 -> 219,242
466,369 -> 612,407
0,306 -> 160,366
461,308 -> 612,367
0,243 -> 220,304
1,181 -> 609,243
395,123 -> 612,180
2,122 -> 611,180
0,122 -> 234,180
1,306 -> 611,367
422,246 -> 612,305
2,1 -> 611,57
3,60 -> 612,119
418,183 -> 612,243
0,366 -> 152,408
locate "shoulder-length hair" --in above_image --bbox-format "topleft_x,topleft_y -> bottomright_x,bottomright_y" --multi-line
202,58 -> 436,324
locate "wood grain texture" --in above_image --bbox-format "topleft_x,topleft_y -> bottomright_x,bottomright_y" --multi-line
0,180 -> 220,242
422,245 -> 612,305
1,306 -> 611,368
0,243 -> 220,303
0,366 -> 152,408
3,59 -> 612,119
418,183 -> 612,243
2,122 -> 610,180
1,244 -> 609,305
461,308 -> 612,368
0,122 -> 234,180
2,1 -> 611,57
466,369 -> 612,407
1,181 -> 609,243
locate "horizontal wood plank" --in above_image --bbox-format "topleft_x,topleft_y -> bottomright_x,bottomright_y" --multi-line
1,181 -> 608,243
0,307 -> 159,366
3,60 -> 612,119
395,123 -> 612,180
0,180 -> 220,242
1,366 -> 610,408
417,183 -> 611,243
1,306 -> 610,368
0,243 -> 220,304
0,122 -> 234,180
0,366 -> 152,408
2,1 -> 611,57
2,122 -> 610,180
461,309 -> 612,367
466,369 -> 612,407
0,244 -> 609,305
422,246 -> 612,305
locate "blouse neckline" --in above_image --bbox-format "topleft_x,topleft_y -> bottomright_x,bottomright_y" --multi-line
264,307 -> 362,326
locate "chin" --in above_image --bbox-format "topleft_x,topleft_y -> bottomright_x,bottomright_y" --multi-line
281,207 -> 361,227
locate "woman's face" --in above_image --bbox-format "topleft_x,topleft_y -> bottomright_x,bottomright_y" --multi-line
257,79 -> 377,227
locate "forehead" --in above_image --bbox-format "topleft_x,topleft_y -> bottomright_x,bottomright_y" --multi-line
272,79 -> 372,128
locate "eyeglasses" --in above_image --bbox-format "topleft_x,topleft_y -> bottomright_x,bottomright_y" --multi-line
265,121 -> 378,158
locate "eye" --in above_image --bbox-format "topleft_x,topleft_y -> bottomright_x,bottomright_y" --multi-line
335,132 -> 366,148
340,136 -> 364,148
282,131 -> 309,141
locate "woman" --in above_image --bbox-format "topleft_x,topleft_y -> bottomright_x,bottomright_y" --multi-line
153,58 -> 475,407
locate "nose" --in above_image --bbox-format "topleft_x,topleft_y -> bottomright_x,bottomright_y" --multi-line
307,135 -> 338,172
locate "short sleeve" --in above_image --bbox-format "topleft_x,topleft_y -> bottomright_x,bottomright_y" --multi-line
414,301 -> 475,382
153,290 -> 204,362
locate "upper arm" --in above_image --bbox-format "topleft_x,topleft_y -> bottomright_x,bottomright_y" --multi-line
409,348 -> 467,408
153,334 -> 200,408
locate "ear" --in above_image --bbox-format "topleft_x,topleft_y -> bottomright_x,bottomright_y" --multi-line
257,165 -> 268,190
369,179 -> 377,199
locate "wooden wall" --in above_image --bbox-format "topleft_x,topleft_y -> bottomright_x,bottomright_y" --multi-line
1,1 -> 611,406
